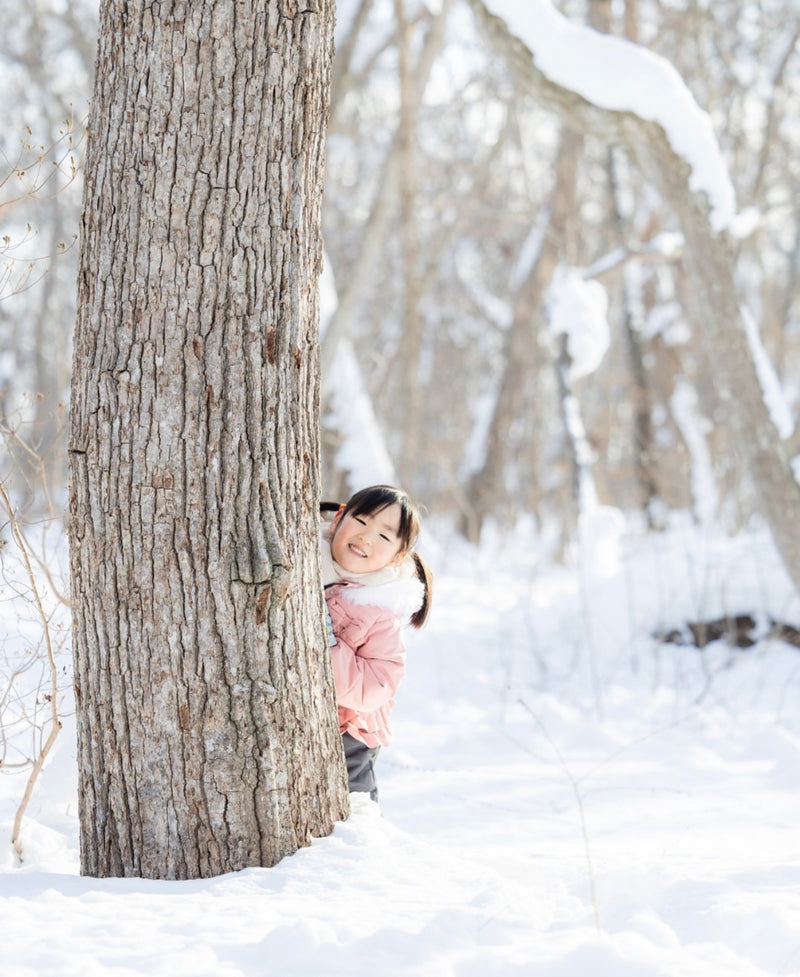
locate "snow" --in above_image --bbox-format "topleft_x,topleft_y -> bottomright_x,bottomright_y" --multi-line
3,517 -> 800,977
509,218 -> 547,293
320,253 -> 397,492
482,0 -> 737,232
578,504 -> 626,578
740,306 -> 794,441
547,266 -> 610,379
647,232 -> 684,260
670,378 -> 717,523
326,336 -> 398,490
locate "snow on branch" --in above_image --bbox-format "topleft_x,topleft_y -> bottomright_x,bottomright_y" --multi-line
478,0 -> 736,232
547,266 -> 609,380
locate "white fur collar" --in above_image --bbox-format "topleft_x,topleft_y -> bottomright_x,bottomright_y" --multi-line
335,565 -> 425,620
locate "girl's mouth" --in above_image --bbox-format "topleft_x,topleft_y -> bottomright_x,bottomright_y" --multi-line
349,543 -> 367,558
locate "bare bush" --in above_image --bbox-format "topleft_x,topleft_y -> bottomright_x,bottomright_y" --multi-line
0,424 -> 70,861
0,114 -> 83,301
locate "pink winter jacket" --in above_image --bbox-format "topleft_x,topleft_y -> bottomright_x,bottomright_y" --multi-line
325,569 -> 424,748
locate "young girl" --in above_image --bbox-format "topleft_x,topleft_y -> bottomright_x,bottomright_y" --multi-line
320,484 -> 433,802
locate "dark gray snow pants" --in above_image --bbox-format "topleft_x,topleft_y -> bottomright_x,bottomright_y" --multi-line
342,732 -> 380,802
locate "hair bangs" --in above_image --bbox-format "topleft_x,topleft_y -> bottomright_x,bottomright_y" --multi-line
344,484 -> 419,551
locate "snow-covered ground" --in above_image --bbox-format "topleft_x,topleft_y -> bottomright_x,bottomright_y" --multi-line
2,515 -> 800,976
2,1 -> 796,972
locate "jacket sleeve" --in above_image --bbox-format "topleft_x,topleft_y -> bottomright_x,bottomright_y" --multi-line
328,610 -> 406,713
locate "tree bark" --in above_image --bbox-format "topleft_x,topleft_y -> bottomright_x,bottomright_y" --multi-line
68,0 -> 349,880
467,0 -> 800,594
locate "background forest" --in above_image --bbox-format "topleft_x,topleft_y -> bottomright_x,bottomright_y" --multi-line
4,0 -> 799,547
2,4 -> 800,974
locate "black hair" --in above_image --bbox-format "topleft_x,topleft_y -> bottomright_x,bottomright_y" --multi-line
321,484 -> 433,628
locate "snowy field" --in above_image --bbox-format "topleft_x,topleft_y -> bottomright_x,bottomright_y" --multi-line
2,516 -> 800,977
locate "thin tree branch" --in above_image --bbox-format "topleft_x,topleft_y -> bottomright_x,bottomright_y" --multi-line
0,482 -> 63,861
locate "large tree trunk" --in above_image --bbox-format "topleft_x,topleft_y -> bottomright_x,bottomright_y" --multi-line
68,0 -> 349,880
467,0 -> 800,594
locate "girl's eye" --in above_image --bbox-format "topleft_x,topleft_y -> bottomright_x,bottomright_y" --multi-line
380,534 -> 390,542
354,517 -> 366,525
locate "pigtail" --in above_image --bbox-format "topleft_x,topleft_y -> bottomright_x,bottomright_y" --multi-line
409,551 -> 433,629
320,501 -> 342,514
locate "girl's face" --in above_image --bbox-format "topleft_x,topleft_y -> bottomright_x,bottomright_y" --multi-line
330,502 -> 405,575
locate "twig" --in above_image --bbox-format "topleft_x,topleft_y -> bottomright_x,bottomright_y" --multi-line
0,482 -> 63,861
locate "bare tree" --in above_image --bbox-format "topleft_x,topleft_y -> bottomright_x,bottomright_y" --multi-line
320,0 -> 452,382
0,479 -> 65,861
0,0 -> 93,506
464,125 -> 583,540
68,0 -> 349,880
4,0 -> 799,550
465,0 -> 800,593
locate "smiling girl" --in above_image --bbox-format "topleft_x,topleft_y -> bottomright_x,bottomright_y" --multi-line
320,485 -> 433,802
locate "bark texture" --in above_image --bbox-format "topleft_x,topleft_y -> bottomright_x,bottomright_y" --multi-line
68,0 -> 349,880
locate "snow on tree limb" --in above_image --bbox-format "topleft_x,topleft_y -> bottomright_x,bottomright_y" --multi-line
472,0 -> 736,232
466,0 -> 800,600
